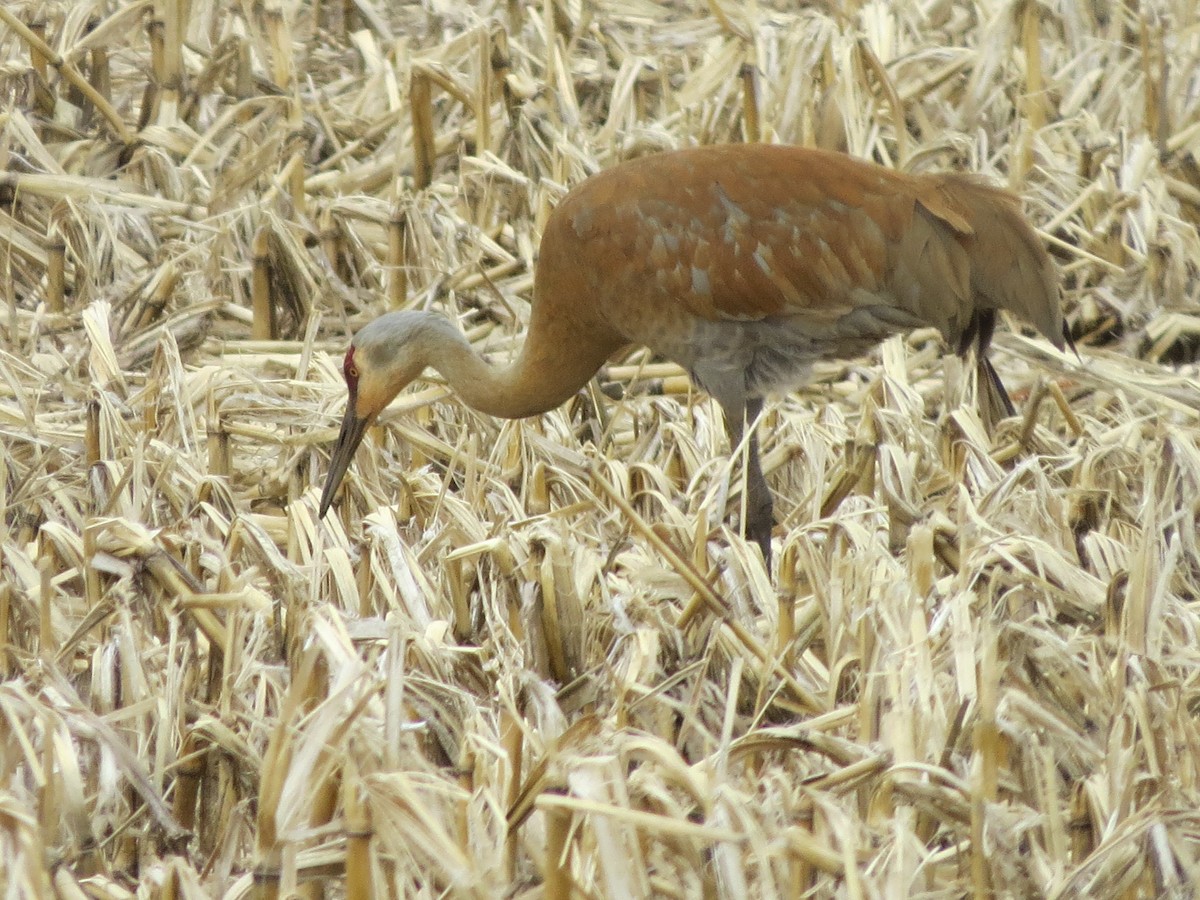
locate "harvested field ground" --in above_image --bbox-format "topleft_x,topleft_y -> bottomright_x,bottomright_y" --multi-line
2,0 -> 1200,896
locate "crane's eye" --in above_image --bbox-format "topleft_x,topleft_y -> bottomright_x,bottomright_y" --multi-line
343,348 -> 359,384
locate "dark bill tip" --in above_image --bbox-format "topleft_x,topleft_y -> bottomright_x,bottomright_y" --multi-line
318,405 -> 371,519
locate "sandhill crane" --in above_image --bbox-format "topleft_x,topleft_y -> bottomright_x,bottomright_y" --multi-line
318,144 -> 1067,565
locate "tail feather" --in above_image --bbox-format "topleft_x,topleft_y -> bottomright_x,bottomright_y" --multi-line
935,177 -> 1067,423
954,178 -> 1063,350
913,174 -> 1064,357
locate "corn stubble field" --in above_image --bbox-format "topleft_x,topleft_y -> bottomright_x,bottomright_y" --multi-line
2,0 -> 1200,896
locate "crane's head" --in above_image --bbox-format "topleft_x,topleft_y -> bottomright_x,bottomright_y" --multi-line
318,313 -> 429,518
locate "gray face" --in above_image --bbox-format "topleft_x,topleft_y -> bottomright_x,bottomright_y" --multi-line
319,311 -> 445,518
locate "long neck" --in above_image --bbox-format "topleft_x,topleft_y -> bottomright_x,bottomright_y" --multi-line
421,315 -> 619,419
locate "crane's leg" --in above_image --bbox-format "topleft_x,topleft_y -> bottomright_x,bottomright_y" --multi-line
717,394 -> 772,565
739,397 -> 774,566
694,366 -> 774,566
978,353 -> 1016,419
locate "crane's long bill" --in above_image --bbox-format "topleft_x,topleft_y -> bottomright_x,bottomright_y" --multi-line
318,405 -> 371,518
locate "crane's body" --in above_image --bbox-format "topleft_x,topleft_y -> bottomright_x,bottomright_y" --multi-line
319,144 -> 1066,563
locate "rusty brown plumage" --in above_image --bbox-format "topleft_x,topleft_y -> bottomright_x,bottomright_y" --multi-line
319,144 -> 1067,565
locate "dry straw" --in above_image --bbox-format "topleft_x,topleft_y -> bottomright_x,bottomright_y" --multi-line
2,0 -> 1200,896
